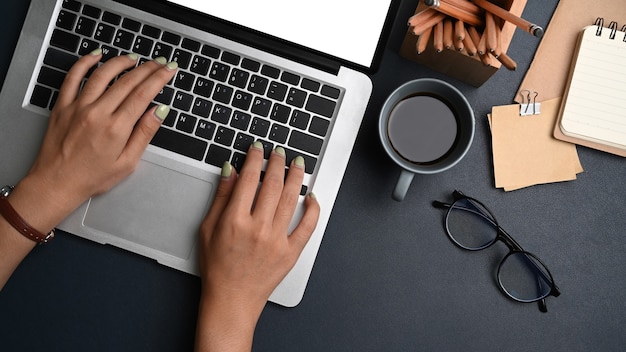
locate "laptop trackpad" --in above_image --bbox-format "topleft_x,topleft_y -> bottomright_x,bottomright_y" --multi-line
83,160 -> 214,260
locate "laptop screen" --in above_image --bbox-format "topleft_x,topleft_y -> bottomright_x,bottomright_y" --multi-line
166,0 -> 395,69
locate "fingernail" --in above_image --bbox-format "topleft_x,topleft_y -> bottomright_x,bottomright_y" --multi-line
294,156 -> 305,168
252,141 -> 264,150
308,192 -> 317,200
127,53 -> 139,61
154,104 -> 170,121
221,161 -> 233,178
90,48 -> 102,56
154,56 -> 167,65
274,146 -> 285,156
165,61 -> 178,71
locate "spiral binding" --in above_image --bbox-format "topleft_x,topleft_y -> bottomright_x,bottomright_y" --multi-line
594,17 -> 626,42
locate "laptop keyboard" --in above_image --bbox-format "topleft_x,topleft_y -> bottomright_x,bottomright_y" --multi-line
29,0 -> 343,189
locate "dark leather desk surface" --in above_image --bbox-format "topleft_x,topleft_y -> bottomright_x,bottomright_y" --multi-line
1,1 -> 624,351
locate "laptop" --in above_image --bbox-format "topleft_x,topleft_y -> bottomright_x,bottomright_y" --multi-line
0,0 -> 399,307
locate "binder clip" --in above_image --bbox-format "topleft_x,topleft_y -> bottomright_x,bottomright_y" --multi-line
519,90 -> 540,116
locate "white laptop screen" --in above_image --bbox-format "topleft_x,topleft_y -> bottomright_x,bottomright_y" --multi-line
166,0 -> 394,69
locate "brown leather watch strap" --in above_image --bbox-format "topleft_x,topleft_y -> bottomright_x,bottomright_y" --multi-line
0,195 -> 55,244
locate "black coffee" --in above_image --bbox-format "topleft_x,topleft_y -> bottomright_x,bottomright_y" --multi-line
387,94 -> 459,164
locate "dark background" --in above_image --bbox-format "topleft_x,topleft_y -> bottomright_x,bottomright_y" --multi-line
1,1 -> 625,351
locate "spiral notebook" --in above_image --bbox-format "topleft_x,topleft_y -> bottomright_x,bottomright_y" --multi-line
555,18 -> 626,157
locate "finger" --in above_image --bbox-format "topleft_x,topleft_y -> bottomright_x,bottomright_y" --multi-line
118,104 -> 169,165
253,146 -> 287,219
200,161 -> 238,243
99,57 -> 172,112
272,156 -> 305,232
288,193 -> 320,254
77,53 -> 145,106
54,48 -> 102,109
110,61 -> 177,122
228,142 -> 265,212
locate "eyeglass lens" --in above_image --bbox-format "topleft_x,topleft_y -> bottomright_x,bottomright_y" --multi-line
446,198 -> 553,302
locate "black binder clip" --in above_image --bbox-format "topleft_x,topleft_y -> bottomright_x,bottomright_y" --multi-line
519,90 -> 540,116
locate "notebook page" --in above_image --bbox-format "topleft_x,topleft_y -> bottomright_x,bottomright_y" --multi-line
559,25 -> 626,149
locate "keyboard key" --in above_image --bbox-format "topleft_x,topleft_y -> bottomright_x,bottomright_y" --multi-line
94,23 -> 116,43
172,49 -> 192,69
233,133 -> 254,152
162,108 -> 178,127
241,58 -> 260,72
193,77 -> 214,98
133,36 -> 154,56
102,11 -> 121,25
196,120 -> 216,140
250,117 -> 270,137
305,94 -> 336,118
248,75 -> 268,95
211,104 -> 232,124
229,69 -> 249,88
162,31 -> 181,45
213,84 -> 233,104
309,116 -> 330,137
301,78 -> 321,92
288,130 -> 323,155
221,51 -> 240,65
261,65 -> 280,79
30,85 -> 52,108
270,103 -> 291,123
214,126 -> 236,146
269,123 -> 289,144
75,16 -> 96,36
182,38 -> 201,52
122,18 -> 141,32
100,45 -> 119,62
284,148 -> 316,174
62,0 -> 81,12
155,86 -> 174,105
286,88 -> 307,108
174,71 -> 196,91
205,144 -> 231,167
82,5 -> 101,19
151,127 -> 208,161
173,91 -> 193,111
49,91 -> 59,110
251,97 -> 271,117
56,11 -> 77,31
289,110 -> 310,130
142,25 -> 161,39
176,113 -> 197,133
232,90 -> 252,111
152,43 -> 173,60
37,66 -> 66,90
281,71 -> 300,85
78,38 -> 99,55
267,81 -> 288,101
230,111 -> 251,131
44,47 -> 78,72
113,29 -> 134,50
230,152 -> 247,172
210,62 -> 230,82
201,44 -> 220,59
50,29 -> 80,52
192,97 -> 212,118
190,55 -> 211,75
321,85 -> 341,99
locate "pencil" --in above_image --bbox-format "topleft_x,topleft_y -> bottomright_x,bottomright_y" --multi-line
433,20 -> 444,52
424,0 -> 484,27
455,19 -> 465,41
492,16 -> 503,58
407,9 -> 437,28
417,26 -> 433,54
471,0 -> 544,37
485,12 -> 498,53
441,0 -> 483,17
462,27 -> 477,56
411,10 -> 447,36
443,19 -> 454,50
496,52 -> 517,70
477,25 -> 487,56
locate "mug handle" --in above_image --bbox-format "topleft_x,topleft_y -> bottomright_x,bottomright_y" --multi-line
392,169 -> 414,201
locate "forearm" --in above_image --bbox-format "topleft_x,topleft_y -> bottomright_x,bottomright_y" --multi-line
194,289 -> 265,352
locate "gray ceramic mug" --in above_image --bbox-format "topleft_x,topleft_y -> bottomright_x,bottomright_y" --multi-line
379,78 -> 475,201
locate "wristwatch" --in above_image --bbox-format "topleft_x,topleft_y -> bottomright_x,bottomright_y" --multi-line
0,185 -> 55,244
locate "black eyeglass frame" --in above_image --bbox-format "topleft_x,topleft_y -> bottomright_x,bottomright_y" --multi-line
432,190 -> 561,313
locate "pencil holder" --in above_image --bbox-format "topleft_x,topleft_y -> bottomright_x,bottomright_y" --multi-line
400,0 -> 527,87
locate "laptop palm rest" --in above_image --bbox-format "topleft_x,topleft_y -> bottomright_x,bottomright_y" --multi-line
83,160 -> 214,260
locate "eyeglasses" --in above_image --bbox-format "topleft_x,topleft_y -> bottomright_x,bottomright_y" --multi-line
432,190 -> 560,312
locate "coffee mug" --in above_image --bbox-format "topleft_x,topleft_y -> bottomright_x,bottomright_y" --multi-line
378,78 -> 475,201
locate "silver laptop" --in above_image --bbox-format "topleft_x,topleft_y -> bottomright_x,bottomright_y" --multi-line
0,0 -> 398,307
